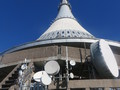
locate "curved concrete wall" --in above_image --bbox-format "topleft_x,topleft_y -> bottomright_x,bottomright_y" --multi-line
0,45 -> 120,69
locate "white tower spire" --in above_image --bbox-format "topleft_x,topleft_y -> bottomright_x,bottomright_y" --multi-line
37,0 -> 95,40
61,0 -> 68,4
55,0 -> 75,20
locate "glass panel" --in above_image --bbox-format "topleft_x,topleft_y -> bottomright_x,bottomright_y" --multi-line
62,31 -> 64,34
58,46 -> 61,54
71,88 -> 85,90
90,88 -> 104,90
67,31 -> 70,33
110,88 -> 120,90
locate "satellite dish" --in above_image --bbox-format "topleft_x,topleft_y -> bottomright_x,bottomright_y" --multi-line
44,60 -> 60,75
33,71 -> 47,82
21,64 -> 27,70
70,73 -> 74,79
90,39 -> 119,78
70,60 -> 76,66
41,73 -> 52,85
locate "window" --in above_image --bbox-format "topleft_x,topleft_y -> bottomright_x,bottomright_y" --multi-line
110,88 -> 120,90
83,33 -> 85,35
71,88 -> 85,90
68,35 -> 70,37
78,32 -> 80,34
90,88 -> 104,90
67,31 -> 70,34
62,35 -> 64,37
58,46 -> 61,54
57,32 -> 59,34
52,33 -> 54,35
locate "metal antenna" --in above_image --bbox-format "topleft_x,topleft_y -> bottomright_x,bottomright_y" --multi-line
66,46 -> 69,89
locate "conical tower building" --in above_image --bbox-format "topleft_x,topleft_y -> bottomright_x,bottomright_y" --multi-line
38,0 -> 94,40
0,0 -> 120,90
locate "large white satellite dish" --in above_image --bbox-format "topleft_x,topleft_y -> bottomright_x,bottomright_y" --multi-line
41,73 -> 52,85
90,39 -> 119,78
33,71 -> 47,82
44,60 -> 60,75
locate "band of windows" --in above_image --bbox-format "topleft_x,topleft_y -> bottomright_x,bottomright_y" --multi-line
39,30 -> 94,40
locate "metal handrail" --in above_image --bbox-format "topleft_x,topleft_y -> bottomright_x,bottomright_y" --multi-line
0,63 -> 21,88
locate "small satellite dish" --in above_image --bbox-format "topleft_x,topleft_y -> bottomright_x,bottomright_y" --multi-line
69,73 -> 74,79
19,70 -> 23,76
33,71 -> 47,82
21,64 -> 27,70
70,60 -> 76,66
41,73 -> 52,85
90,39 -> 119,78
44,60 -> 60,75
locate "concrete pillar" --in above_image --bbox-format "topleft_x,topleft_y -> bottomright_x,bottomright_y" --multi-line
86,87 -> 90,90
105,87 -> 110,90
67,88 -> 70,90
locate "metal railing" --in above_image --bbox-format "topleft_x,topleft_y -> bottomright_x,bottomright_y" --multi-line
0,63 -> 21,88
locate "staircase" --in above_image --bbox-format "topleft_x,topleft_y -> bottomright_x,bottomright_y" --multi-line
0,64 -> 21,90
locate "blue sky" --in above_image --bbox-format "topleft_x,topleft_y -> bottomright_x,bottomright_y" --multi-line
0,0 -> 120,52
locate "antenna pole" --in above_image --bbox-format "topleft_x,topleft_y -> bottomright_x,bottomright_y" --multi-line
66,46 -> 69,89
